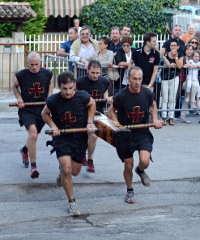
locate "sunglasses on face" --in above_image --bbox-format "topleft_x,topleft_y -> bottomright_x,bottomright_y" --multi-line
191,41 -> 198,44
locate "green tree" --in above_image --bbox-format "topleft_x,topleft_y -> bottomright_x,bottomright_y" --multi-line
79,0 -> 180,35
0,0 -> 47,37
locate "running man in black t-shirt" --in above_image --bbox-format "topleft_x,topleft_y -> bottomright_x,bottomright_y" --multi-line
108,66 -> 163,204
13,51 -> 53,178
76,60 -> 113,172
42,71 -> 96,216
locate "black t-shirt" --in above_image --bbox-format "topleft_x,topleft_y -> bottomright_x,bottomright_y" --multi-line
16,67 -> 52,115
131,47 -> 160,85
162,37 -> 185,55
76,75 -> 109,113
113,86 -> 153,134
162,52 -> 183,80
108,41 -> 122,53
47,90 -> 90,137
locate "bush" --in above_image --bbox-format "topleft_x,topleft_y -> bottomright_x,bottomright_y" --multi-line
79,0 -> 180,35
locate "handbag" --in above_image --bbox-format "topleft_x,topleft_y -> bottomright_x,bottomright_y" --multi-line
108,59 -> 119,81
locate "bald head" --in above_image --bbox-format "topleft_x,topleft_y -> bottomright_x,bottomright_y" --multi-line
188,25 -> 195,35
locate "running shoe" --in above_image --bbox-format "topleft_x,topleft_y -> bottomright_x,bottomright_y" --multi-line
86,161 -> 95,173
68,201 -> 81,216
125,191 -> 135,204
135,167 -> 150,186
19,147 -> 29,168
30,166 -> 39,178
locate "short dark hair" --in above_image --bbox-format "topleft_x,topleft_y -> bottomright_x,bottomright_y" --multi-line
99,36 -> 111,48
128,66 -> 143,78
185,44 -> 195,51
122,25 -> 131,31
143,32 -> 157,45
57,72 -> 75,87
88,60 -> 101,70
170,39 -> 180,46
69,27 -> 78,34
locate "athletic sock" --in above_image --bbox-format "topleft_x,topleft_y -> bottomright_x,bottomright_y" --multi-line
127,188 -> 133,193
88,159 -> 93,164
31,162 -> 36,168
136,166 -> 144,173
23,146 -> 28,154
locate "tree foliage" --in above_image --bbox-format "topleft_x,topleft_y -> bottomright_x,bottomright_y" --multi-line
79,0 -> 180,35
0,0 -> 47,37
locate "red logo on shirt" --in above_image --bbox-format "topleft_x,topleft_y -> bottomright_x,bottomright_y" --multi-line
149,57 -> 155,63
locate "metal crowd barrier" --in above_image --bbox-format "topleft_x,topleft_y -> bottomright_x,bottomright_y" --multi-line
44,54 -> 200,115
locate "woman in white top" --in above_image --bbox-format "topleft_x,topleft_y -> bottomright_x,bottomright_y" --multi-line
83,37 -> 114,77
115,37 -> 135,88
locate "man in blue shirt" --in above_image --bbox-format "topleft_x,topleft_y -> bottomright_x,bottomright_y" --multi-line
57,27 -> 78,72
108,27 -> 122,55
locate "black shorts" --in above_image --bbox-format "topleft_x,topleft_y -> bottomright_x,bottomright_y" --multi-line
19,112 -> 45,133
52,134 -> 88,163
117,131 -> 154,162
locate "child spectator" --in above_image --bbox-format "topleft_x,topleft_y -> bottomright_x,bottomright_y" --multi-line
185,50 -> 200,108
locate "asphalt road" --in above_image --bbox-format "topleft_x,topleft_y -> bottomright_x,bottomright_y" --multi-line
0,112 -> 200,240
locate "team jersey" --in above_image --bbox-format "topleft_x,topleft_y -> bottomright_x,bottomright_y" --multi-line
16,67 -> 52,115
113,86 -> 153,133
46,90 -> 90,137
76,75 -> 109,113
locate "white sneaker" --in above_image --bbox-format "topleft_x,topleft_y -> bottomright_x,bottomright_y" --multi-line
185,97 -> 189,103
68,201 -> 81,216
180,118 -> 191,124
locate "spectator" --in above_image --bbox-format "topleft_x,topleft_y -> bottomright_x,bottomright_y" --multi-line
161,24 -> 185,118
108,27 -> 122,55
185,50 -> 200,108
186,36 -> 199,50
121,25 -> 136,48
180,44 -> 195,123
129,32 -> 160,89
69,26 -> 99,75
73,18 -> 81,35
153,44 -> 163,110
161,39 -> 184,125
160,24 -> 185,57
57,27 -> 78,72
115,37 -> 135,88
181,25 -> 196,44
83,36 -> 114,77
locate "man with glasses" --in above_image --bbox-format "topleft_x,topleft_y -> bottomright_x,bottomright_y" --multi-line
181,25 -> 196,44
160,24 -> 185,57
129,32 -> 160,89
108,27 -> 122,55
69,26 -> 99,74
57,27 -> 79,72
